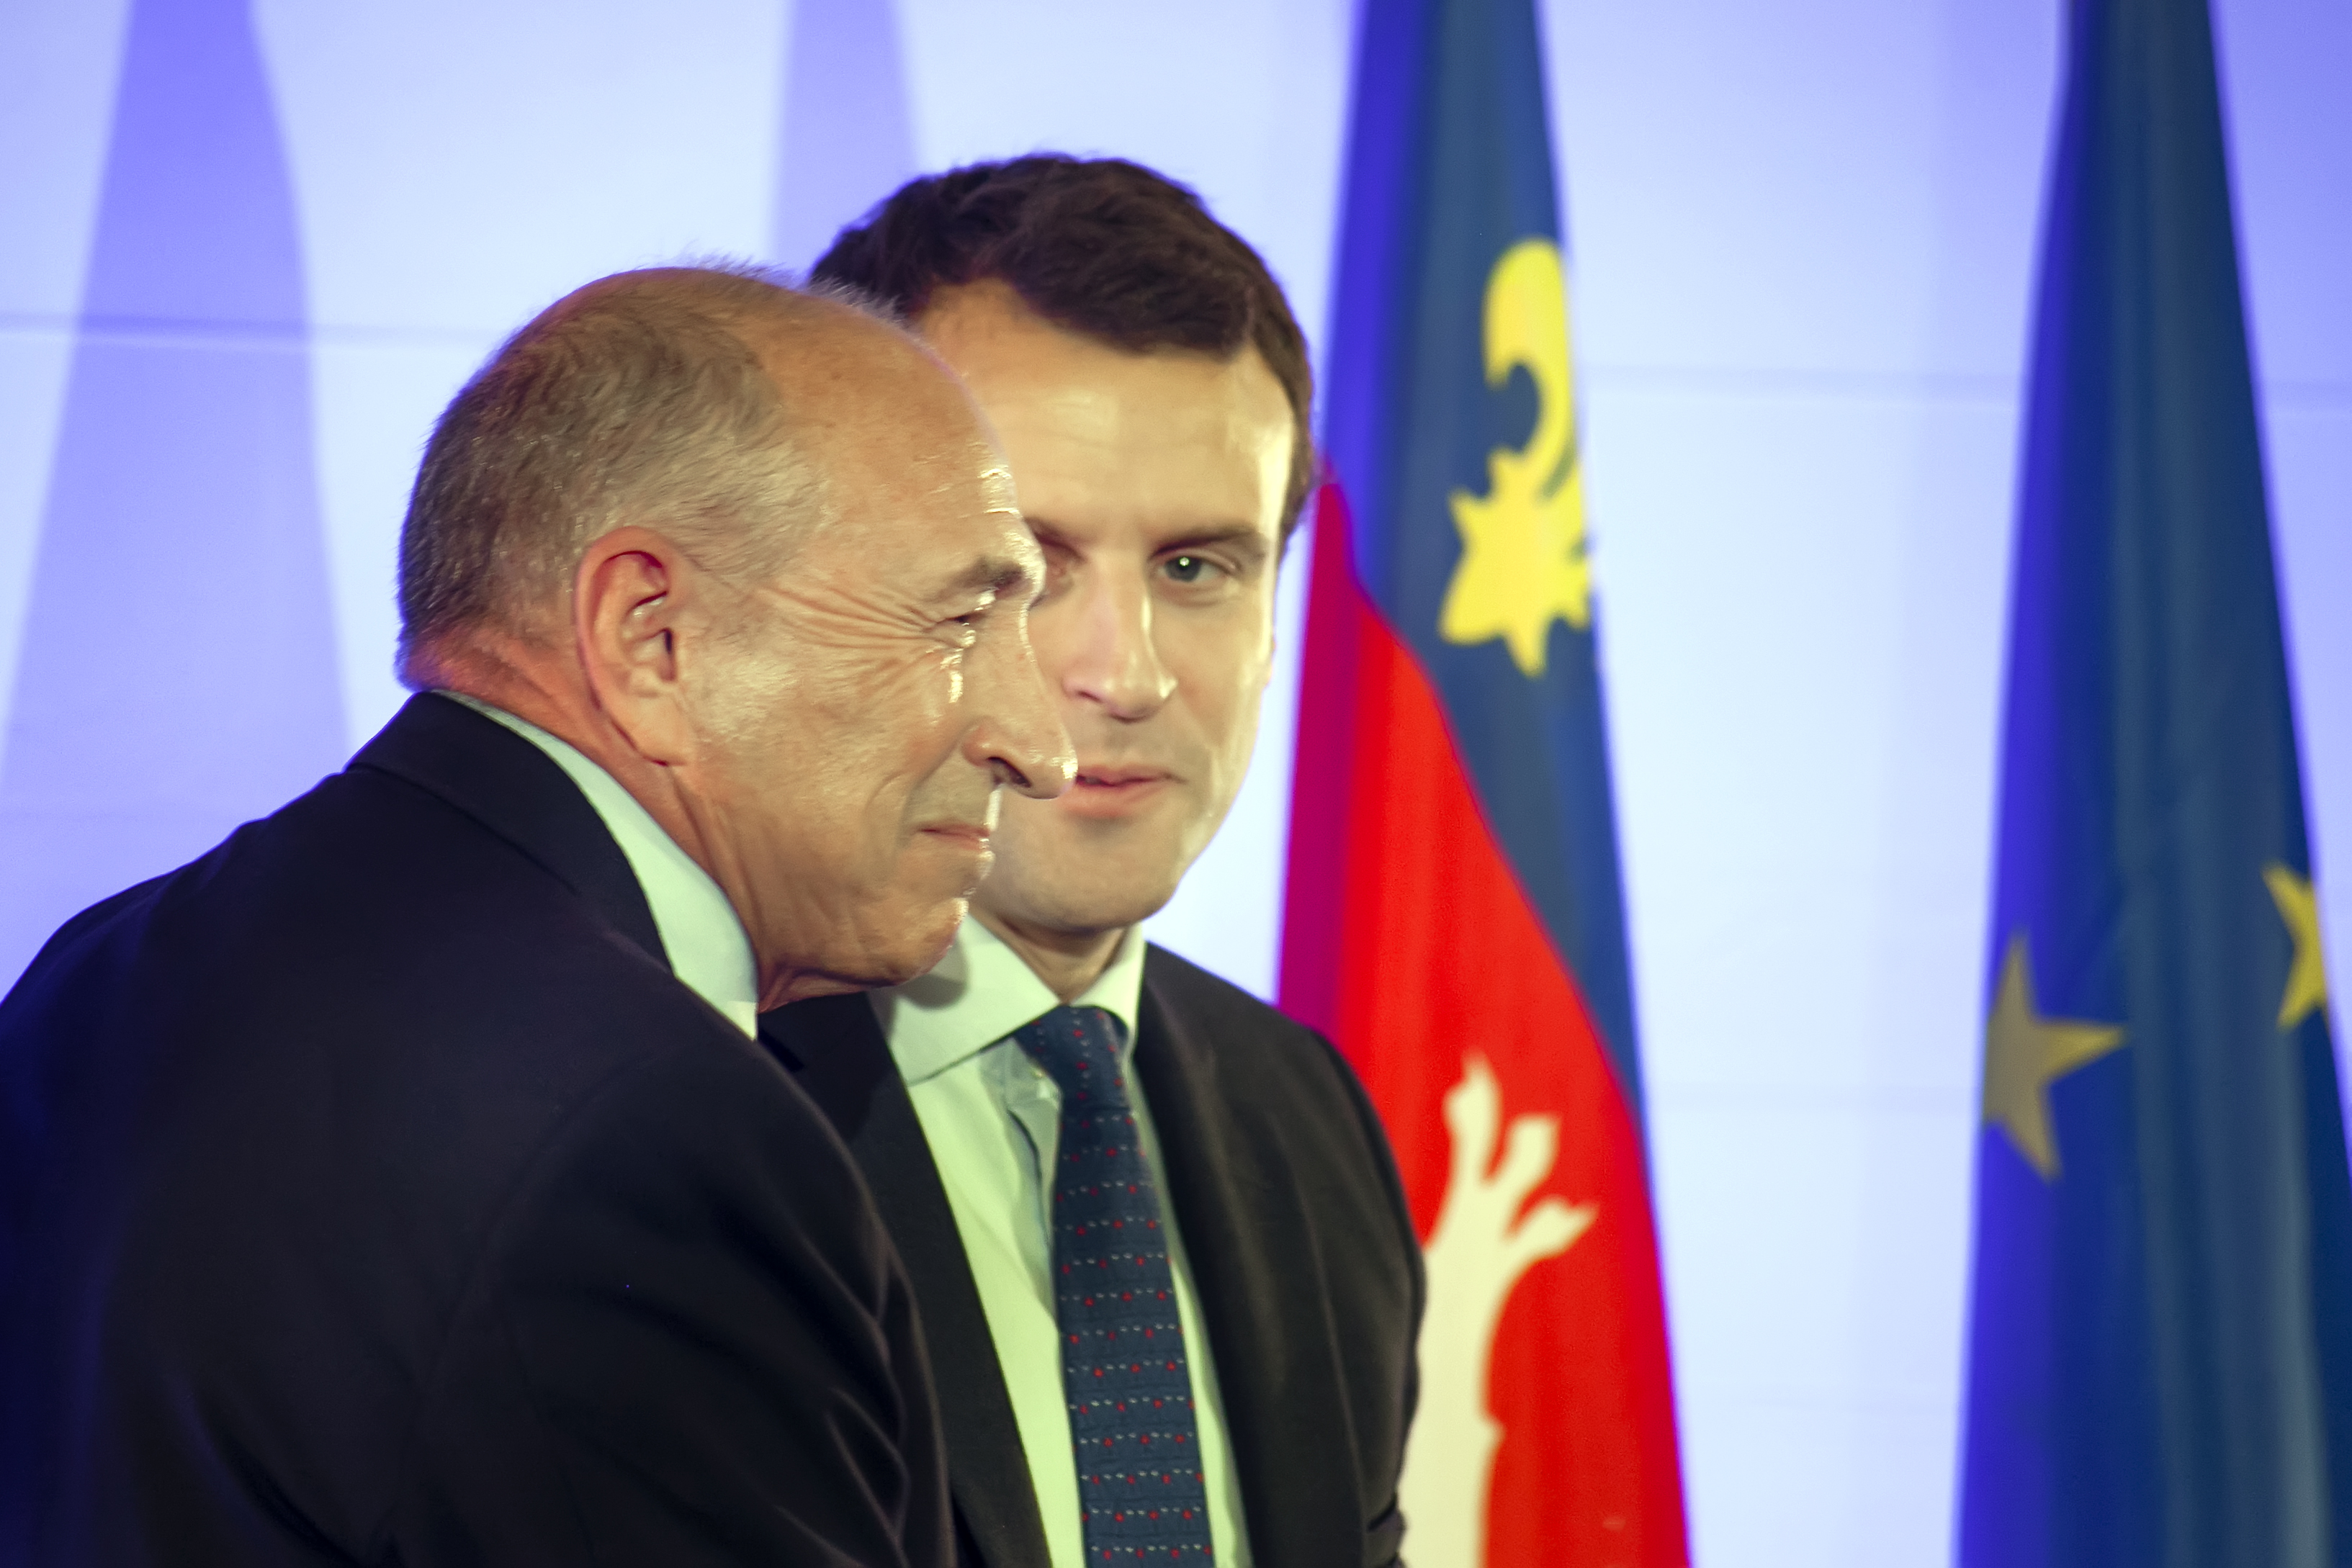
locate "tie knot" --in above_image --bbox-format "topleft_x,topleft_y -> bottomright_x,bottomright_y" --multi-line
1012,1004 -> 1128,1099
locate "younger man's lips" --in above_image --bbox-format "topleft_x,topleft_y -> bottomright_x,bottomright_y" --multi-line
1059,767 -> 1175,817
1072,764 -> 1173,788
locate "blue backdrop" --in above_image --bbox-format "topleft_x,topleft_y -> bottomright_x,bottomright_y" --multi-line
2,3 -> 2346,1564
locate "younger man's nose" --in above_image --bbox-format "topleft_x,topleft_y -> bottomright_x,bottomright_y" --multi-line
1063,572 -> 1174,721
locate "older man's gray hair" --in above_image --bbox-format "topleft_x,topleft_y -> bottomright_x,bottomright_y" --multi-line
395,263 -> 866,680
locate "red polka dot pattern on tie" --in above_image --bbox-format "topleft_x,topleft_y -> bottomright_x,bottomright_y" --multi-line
1014,1005 -> 1214,1563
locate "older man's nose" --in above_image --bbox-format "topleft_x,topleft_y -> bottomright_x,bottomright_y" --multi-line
971,621 -> 1075,800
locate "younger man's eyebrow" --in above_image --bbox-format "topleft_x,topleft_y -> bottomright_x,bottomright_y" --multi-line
1162,524 -> 1273,566
1024,518 -> 1273,564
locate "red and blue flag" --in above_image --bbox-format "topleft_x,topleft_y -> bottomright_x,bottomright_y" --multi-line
1280,0 -> 1687,1562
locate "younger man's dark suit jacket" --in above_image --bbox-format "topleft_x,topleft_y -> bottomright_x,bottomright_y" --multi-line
0,694 -> 949,1567
765,945 -> 1424,1568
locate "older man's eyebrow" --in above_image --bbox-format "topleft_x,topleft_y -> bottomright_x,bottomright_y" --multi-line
942,554 -> 1039,600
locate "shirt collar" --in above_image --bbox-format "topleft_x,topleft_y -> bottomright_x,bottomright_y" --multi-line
444,694 -> 760,1038
875,916 -> 1146,1085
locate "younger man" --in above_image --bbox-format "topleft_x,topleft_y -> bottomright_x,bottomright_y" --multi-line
768,158 -> 1422,1568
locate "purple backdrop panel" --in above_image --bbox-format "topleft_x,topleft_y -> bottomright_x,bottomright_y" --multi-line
0,0 -> 344,987
771,0 -> 916,271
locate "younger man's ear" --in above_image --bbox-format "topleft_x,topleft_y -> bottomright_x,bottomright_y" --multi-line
573,526 -> 697,767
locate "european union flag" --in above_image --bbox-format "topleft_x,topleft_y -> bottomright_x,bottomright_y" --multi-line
1959,1 -> 2352,1563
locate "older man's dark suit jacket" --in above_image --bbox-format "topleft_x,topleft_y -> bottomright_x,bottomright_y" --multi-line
0,693 -> 949,1567
765,946 -> 1424,1568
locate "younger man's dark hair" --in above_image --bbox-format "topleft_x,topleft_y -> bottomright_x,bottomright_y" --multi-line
811,155 -> 1316,540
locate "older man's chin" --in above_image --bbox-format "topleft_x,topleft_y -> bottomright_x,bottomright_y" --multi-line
763,894 -> 972,1006
867,893 -> 972,987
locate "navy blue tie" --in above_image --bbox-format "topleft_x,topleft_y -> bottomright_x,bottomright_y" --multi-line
1013,1005 -> 1215,1564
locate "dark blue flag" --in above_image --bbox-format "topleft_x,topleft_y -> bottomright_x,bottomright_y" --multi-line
1959,1 -> 2352,1564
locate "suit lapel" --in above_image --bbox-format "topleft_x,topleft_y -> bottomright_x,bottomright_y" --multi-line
1136,965 -> 1365,1568
763,995 -> 1051,1568
349,693 -> 665,968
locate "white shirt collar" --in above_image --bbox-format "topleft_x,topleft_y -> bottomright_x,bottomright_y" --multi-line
874,916 -> 1146,1085
444,694 -> 761,1037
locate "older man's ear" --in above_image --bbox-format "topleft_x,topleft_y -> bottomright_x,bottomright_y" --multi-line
573,525 -> 701,770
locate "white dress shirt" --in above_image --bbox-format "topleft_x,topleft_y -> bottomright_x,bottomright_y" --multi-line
874,919 -> 1253,1568
446,695 -> 760,1037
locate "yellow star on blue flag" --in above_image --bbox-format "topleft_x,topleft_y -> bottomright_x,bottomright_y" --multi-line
1981,934 -> 2127,1181
2263,863 -> 2329,1030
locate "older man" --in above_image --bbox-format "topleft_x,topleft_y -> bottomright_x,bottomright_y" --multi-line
769,158 -> 1422,1568
0,266 -> 1069,1565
